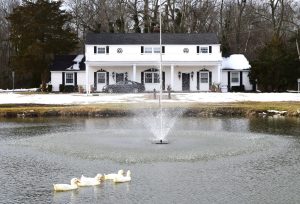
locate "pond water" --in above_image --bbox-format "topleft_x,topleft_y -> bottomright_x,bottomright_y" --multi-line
0,116 -> 299,204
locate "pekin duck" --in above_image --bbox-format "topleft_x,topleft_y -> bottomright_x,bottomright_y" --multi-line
113,170 -> 131,183
104,169 -> 124,180
53,178 -> 80,192
78,173 -> 104,186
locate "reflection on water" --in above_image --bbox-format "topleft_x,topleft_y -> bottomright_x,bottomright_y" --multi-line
0,117 -> 299,204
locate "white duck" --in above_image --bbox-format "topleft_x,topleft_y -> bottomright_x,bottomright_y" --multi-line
113,170 -> 131,183
53,178 -> 80,192
78,173 -> 104,186
104,169 -> 124,180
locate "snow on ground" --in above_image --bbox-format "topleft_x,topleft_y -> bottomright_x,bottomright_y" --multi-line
0,92 -> 300,105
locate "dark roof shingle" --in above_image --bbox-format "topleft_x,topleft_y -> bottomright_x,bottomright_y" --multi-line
86,33 -> 219,45
50,55 -> 85,71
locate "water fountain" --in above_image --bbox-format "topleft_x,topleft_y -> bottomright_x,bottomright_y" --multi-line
154,0 -> 168,144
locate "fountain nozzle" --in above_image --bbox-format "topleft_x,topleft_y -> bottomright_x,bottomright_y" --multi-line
153,139 -> 169,144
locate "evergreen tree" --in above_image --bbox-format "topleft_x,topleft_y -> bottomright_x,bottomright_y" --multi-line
249,36 -> 300,92
7,0 -> 78,88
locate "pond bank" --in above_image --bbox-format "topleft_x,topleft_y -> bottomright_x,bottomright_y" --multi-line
1,102 -> 300,118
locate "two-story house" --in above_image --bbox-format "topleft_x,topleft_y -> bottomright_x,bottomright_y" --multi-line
52,33 -> 249,93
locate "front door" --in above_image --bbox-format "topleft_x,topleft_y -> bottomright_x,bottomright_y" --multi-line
97,72 -> 106,91
199,72 -> 209,91
182,73 -> 190,91
116,73 -> 124,82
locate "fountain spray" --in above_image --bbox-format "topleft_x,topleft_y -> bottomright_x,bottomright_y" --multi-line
155,0 -> 168,144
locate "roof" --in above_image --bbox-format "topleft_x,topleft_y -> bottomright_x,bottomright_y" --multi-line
86,33 -> 219,45
222,54 -> 251,70
51,55 -> 86,71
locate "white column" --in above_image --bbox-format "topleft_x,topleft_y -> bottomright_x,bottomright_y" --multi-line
132,64 -> 136,81
217,64 -> 221,84
85,63 -> 89,95
171,64 -> 174,89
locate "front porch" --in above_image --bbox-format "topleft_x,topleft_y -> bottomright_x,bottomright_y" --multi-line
85,63 -> 222,93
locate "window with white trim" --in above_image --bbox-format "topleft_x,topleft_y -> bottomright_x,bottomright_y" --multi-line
97,72 -> 106,83
144,47 -> 161,54
65,73 -> 74,84
97,47 -> 106,54
231,72 -> 239,83
145,72 -> 159,83
200,46 -> 208,53
153,47 -> 161,53
144,47 -> 152,53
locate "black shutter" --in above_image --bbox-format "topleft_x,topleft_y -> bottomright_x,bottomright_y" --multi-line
106,72 -> 109,85
228,72 -> 231,91
94,46 -> 97,54
162,46 -> 165,53
197,72 -> 200,90
209,46 -> 212,53
94,72 -> 97,90
197,46 -> 199,53
209,72 -> 212,90
62,72 -> 65,85
106,46 -> 109,54
141,72 -> 144,84
162,72 -> 165,90
240,71 -> 243,86
74,72 -> 77,86
141,46 -> 144,53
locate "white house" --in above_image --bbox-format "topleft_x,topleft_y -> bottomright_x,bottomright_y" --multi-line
221,54 -> 254,92
50,33 -> 251,92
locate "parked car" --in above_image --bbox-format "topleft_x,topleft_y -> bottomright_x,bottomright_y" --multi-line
102,80 -> 145,93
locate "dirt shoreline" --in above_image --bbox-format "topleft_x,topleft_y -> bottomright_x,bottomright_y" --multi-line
1,102 -> 300,118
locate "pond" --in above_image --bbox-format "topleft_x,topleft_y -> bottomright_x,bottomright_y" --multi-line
0,116 -> 299,204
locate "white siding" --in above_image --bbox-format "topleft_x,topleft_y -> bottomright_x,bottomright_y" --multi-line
86,44 -> 222,63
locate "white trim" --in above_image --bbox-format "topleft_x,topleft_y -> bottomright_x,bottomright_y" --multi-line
85,61 -> 222,66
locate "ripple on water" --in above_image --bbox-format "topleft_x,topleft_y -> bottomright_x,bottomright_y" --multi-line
6,128 -> 288,164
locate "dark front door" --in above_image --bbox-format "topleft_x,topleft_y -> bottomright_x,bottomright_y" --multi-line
116,73 -> 124,82
182,73 -> 190,91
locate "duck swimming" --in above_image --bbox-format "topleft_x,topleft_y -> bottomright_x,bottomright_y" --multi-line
78,173 -> 104,186
113,170 -> 131,183
104,169 -> 124,180
53,178 -> 80,192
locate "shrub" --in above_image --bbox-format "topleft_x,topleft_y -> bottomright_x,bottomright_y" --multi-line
47,85 -> 52,92
59,84 -> 64,92
230,85 -> 245,92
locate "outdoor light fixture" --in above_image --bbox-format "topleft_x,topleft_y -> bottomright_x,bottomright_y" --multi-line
191,71 -> 194,79
178,71 -> 181,79
112,72 -> 115,79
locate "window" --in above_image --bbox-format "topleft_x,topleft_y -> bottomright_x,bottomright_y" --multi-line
145,72 -> 159,83
97,72 -> 106,83
144,47 -> 152,53
231,72 -> 239,83
200,72 -> 208,83
145,73 -> 152,83
65,73 -> 74,84
153,47 -> 160,53
143,47 -> 163,54
97,47 -> 105,54
200,46 -> 208,53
